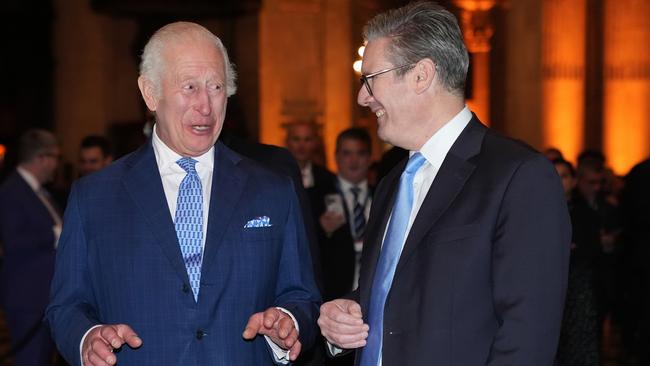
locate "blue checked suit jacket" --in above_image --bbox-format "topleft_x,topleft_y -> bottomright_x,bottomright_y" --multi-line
46,140 -> 321,365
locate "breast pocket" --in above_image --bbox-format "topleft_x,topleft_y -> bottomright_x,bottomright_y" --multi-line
426,224 -> 480,245
240,226 -> 278,242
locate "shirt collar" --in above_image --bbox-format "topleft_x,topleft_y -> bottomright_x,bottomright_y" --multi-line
16,166 -> 40,192
338,176 -> 368,194
152,123 -> 214,175
414,106 -> 472,169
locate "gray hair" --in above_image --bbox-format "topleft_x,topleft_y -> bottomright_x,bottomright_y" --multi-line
18,129 -> 58,164
139,22 -> 237,97
363,1 -> 469,96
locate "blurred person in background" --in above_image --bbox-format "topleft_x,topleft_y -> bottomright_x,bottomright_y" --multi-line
0,129 -> 62,365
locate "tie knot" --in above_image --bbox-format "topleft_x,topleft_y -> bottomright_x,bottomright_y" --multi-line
177,157 -> 198,174
350,186 -> 361,198
405,152 -> 426,175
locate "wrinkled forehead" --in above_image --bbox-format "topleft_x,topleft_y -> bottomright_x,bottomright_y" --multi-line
161,35 -> 226,75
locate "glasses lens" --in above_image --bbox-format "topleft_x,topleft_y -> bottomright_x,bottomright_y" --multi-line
360,76 -> 373,96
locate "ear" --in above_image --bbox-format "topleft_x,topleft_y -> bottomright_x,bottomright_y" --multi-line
412,58 -> 436,94
138,76 -> 158,112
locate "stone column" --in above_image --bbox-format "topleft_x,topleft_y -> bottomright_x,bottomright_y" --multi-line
603,0 -> 650,174
259,0 -> 352,170
541,0 -> 586,162
453,0 -> 503,125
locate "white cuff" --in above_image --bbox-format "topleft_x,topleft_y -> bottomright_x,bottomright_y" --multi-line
264,307 -> 299,364
326,340 -> 345,356
79,324 -> 103,365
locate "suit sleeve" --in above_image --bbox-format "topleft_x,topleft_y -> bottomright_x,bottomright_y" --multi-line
46,183 -> 99,366
488,155 -> 571,365
273,177 -> 322,352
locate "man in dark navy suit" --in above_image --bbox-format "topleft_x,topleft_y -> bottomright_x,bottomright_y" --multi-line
0,129 -> 62,365
47,22 -> 320,366
318,2 -> 571,365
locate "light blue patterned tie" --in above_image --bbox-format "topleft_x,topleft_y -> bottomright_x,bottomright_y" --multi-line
175,157 -> 203,301
360,152 -> 426,366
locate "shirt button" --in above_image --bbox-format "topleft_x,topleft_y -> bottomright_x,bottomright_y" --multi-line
182,284 -> 190,293
196,329 -> 205,340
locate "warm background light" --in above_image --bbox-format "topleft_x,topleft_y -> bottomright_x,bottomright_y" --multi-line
603,0 -> 650,175
541,0 -> 585,164
353,60 -> 362,74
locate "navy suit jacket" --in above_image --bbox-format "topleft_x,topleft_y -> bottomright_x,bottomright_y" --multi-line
46,141 -> 321,365
355,117 -> 571,365
0,171 -> 57,311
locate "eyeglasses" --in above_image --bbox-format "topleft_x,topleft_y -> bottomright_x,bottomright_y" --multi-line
360,63 -> 415,97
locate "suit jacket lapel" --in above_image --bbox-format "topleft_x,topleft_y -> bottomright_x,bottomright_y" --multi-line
200,142 -> 247,278
394,117 -> 485,276
122,141 -> 189,284
358,163 -> 403,310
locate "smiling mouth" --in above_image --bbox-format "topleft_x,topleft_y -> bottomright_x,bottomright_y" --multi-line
192,125 -> 211,132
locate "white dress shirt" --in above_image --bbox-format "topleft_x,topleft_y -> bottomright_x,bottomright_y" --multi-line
328,106 -> 472,362
337,176 -> 371,290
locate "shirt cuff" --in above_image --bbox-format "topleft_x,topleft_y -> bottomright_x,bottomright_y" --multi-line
264,307 -> 299,364
80,324 -> 103,365
326,340 -> 345,357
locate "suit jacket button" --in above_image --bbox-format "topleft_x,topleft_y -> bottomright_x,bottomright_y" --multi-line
182,284 -> 190,293
196,329 -> 205,340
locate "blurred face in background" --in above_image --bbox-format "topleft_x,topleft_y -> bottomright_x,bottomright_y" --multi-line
285,124 -> 318,167
79,146 -> 112,176
576,168 -> 603,203
553,162 -> 576,199
336,138 -> 371,185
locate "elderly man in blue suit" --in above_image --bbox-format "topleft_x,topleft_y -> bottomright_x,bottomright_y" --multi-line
46,22 -> 320,366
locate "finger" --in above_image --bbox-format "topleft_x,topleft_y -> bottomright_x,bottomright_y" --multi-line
116,324 -> 142,348
88,347 -> 114,366
289,339 -> 302,361
89,337 -> 114,363
99,325 -> 124,349
242,312 -> 263,339
276,316 -> 295,339
263,308 -> 281,329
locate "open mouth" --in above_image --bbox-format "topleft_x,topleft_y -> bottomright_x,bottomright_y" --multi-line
192,125 -> 211,132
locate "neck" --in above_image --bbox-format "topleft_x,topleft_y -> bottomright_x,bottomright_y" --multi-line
410,91 -> 465,151
18,162 -> 45,185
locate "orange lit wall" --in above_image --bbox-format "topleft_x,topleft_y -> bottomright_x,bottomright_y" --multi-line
259,0 -> 353,171
603,0 -> 650,175
541,0 -> 585,163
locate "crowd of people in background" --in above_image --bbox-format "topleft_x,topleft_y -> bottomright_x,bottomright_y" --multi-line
0,3 -> 648,365
0,123 -> 649,365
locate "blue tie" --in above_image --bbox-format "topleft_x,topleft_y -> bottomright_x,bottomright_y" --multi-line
360,153 -> 426,366
175,157 -> 204,301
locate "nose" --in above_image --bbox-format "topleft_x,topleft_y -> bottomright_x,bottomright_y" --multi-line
194,87 -> 212,116
357,86 -> 372,107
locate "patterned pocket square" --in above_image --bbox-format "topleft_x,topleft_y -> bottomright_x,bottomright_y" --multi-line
244,216 -> 272,228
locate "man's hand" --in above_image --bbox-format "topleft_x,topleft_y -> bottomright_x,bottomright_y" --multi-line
82,324 -> 142,366
319,211 -> 346,235
242,308 -> 301,361
318,299 -> 369,349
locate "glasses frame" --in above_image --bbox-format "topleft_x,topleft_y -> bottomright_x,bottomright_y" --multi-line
360,63 -> 416,97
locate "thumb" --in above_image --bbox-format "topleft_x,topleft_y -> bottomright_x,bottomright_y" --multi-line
242,313 -> 263,339
347,301 -> 363,319
116,324 -> 142,348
